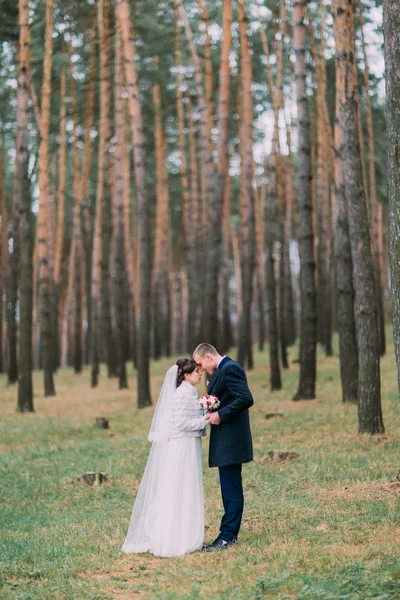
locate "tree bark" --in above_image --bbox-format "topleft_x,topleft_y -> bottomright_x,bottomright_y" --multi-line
16,0 -> 33,411
357,0 -> 385,357
237,0 -> 256,368
333,0 -> 384,434
334,92 -> 358,404
116,0 -> 152,407
113,32 -> 128,389
383,0 -> 400,399
69,62 -> 82,375
37,0 -> 55,396
293,0 -> 317,400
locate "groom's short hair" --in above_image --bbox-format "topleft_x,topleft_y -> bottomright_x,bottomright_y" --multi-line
193,343 -> 218,358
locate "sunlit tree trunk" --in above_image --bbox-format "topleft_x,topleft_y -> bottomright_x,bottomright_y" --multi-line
293,0 -> 317,401
37,0 -> 55,396
383,0 -> 400,398
117,0 -> 152,407
333,0 -> 384,434
17,0 -> 34,411
314,4 -> 333,357
237,0 -> 256,368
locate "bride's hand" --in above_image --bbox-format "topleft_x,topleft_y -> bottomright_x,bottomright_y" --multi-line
205,411 -> 221,426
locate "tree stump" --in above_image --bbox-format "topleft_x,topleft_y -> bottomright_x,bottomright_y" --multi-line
80,472 -> 109,486
268,450 -> 299,463
95,417 -> 109,429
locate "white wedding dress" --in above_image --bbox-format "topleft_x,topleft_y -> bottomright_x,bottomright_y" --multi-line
122,370 -> 206,557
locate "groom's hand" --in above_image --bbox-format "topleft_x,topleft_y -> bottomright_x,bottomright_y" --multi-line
206,412 -> 221,425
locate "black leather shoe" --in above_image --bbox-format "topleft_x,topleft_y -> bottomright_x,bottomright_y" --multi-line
203,538 -> 237,552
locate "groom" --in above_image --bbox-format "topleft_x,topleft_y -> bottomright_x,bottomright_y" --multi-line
193,343 -> 253,552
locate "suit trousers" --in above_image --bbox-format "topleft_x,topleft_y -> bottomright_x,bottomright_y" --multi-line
218,464 -> 244,541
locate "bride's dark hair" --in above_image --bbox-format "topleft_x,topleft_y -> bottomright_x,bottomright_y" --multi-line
176,358 -> 198,387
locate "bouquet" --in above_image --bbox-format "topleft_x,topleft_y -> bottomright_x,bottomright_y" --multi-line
199,394 -> 220,413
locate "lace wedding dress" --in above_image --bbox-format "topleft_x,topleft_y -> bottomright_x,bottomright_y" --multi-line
122,369 -> 206,557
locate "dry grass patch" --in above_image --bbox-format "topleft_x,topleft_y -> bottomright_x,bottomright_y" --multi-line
323,480 -> 400,502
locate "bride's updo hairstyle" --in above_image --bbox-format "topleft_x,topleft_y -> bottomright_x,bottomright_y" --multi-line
176,358 -> 197,387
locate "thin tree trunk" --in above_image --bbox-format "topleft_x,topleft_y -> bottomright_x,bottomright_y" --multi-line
52,64 -> 67,372
116,0 -> 152,407
383,0 -> 400,398
334,91 -> 358,404
114,33 -> 128,388
37,0 -> 55,396
16,0 -> 34,411
175,0 -> 218,345
333,0 -> 384,434
81,23 -> 96,365
0,133 -> 8,374
152,60 -> 172,360
70,62 -> 82,375
314,4 -> 333,357
237,0 -> 256,368
7,124 -> 21,384
357,0 -> 385,356
175,21 -> 197,352
91,0 -> 107,387
265,173 -> 282,391
293,0 -> 317,400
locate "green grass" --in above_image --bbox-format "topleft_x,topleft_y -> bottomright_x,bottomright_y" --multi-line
1,330 -> 399,599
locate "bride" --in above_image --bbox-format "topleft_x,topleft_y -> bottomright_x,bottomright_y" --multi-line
122,358 -> 206,557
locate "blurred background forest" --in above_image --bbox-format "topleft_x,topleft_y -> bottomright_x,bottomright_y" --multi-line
0,0 -> 396,434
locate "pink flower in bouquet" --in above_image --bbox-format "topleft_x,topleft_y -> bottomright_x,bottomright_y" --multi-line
199,394 -> 220,412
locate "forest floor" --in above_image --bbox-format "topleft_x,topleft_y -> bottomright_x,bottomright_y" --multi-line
1,330 -> 400,600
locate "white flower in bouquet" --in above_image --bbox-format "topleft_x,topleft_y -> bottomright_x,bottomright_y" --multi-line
199,394 -> 220,412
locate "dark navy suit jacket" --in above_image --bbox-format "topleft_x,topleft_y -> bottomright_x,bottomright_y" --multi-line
207,356 -> 253,468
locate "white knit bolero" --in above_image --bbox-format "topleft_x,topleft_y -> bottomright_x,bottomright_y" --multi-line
169,381 -> 207,439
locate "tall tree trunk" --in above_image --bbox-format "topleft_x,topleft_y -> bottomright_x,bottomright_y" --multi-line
237,0 -> 256,368
100,0 -> 118,379
357,0 -> 386,356
315,4 -> 333,357
52,64 -> 67,372
383,0 -> 400,398
7,123 -> 21,384
333,0 -> 384,434
175,0 -> 217,345
175,19 -> 197,352
334,90 -> 358,404
293,0 -> 317,401
70,62 -> 82,375
258,5 -> 284,371
91,0 -> 107,387
16,0 -> 34,411
265,173 -> 282,391
81,23 -> 96,365
114,33 -> 128,388
152,60 -> 172,360
37,0 -> 55,396
116,0 -> 152,407
0,139 -> 6,374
